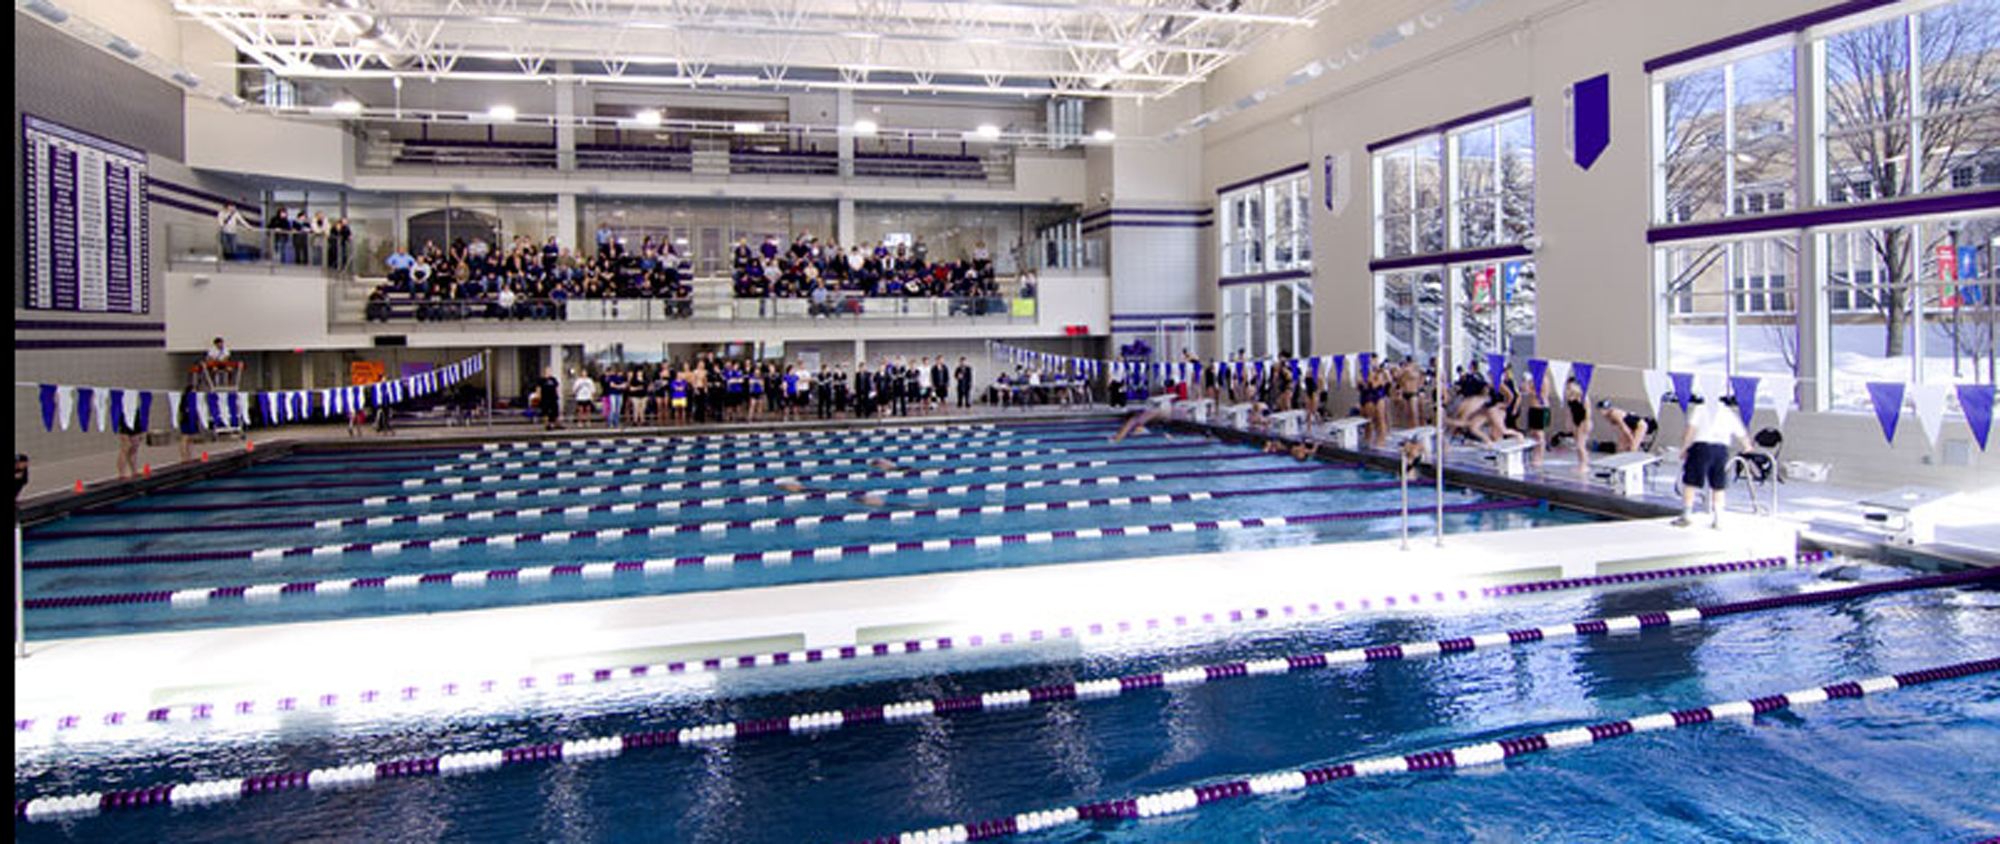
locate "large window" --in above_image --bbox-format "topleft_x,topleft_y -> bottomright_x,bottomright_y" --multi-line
1660,236 -> 1801,381
1220,169 -> 1312,277
1373,137 -> 1446,259
1655,45 -> 1798,223
1377,270 -> 1443,361
1449,112 -> 1537,248
1222,280 -> 1314,359
1817,0 -> 2000,205
1824,213 -> 1999,409
1452,259 -> 1539,361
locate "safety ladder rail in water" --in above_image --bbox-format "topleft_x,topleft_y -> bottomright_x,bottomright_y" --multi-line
27,470 -> 1383,541
22,498 -> 1542,596
16,553 -> 1831,737
863,657 -> 2000,844
21,561 -> 1986,822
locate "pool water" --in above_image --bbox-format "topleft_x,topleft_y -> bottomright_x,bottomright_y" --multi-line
21,421 -> 1589,641
14,558 -> 2000,843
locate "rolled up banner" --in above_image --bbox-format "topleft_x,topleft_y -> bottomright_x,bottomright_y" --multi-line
1866,382 -> 1905,445
1958,383 -> 1994,451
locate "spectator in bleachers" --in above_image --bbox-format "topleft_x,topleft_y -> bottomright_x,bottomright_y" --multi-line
269,206 -> 294,263
217,202 -> 251,261
385,244 -> 415,287
310,212 -> 331,266
330,217 -> 352,271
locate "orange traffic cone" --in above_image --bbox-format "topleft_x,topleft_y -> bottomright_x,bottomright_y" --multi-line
142,464 -> 152,477
201,451 -> 210,463
74,480 -> 85,494
246,440 -> 255,452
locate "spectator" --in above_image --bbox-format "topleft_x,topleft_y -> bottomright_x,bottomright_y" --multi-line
385,244 -> 415,287
329,217 -> 352,271
310,212 -> 331,266
268,206 -> 294,263
217,202 -> 250,261
595,221 -> 613,256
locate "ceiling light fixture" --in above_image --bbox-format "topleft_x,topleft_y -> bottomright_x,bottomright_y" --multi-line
852,119 -> 878,135
332,99 -> 364,114
487,104 -> 517,121
634,109 -> 662,126
1093,128 -> 1116,143
974,123 -> 1001,139
733,121 -> 763,134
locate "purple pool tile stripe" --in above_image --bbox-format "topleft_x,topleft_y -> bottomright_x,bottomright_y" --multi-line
27,552 -> 1948,744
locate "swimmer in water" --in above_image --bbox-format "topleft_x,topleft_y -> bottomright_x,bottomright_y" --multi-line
1262,438 -> 1317,461
776,477 -> 887,507
1110,405 -> 1173,443
1400,435 -> 1430,480
867,457 -> 904,472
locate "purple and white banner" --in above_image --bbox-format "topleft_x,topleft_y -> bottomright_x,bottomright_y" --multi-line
22,115 -> 149,314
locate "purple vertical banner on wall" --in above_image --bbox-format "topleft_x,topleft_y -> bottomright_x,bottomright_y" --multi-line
1866,382 -> 1905,444
1571,362 -> 1595,396
1728,375 -> 1759,428
1323,155 -> 1334,211
1669,371 -> 1696,415
1570,73 -> 1611,171
1958,384 -> 1994,450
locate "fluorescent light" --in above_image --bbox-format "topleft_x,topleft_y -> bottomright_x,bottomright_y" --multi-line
974,124 -> 1001,139
106,37 -> 142,59
852,119 -> 878,136
487,104 -> 517,121
482,15 -> 522,23
332,99 -> 364,114
173,71 -> 203,88
24,0 -> 68,23
1093,129 -> 1116,143
733,121 -> 763,134
634,109 -> 662,126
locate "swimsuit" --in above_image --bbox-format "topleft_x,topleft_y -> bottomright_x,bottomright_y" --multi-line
1567,399 -> 1588,426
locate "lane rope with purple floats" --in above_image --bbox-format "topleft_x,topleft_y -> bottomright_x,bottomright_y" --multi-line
423,440 -> 1211,477
25,558 -> 1988,825
239,430 -> 1148,480
17,552 -> 1854,738
21,497 -> 1541,596
466,420 -> 1117,453
75,456 -> 1359,515
865,656 -> 2000,844
27,467 -> 1371,540
440,426 -> 1127,461
141,451 -> 1287,495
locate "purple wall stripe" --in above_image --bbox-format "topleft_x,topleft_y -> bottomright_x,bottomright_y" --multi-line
1215,162 -> 1310,196
144,192 -> 215,217
1646,189 -> 2000,245
16,338 -> 166,350
1366,97 -> 1533,153
15,320 -> 165,333
1642,0 -> 1902,73
1369,243 -> 1534,273
143,176 -> 238,208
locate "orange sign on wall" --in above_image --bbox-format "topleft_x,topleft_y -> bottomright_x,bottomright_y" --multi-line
350,361 -> 386,386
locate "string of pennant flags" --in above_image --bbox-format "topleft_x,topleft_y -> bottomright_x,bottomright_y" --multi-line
986,342 -> 1993,452
24,355 -> 485,436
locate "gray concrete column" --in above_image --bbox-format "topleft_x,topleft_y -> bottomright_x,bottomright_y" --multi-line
837,197 -> 856,247
555,62 -> 577,172
557,194 -> 580,254
837,89 -> 855,179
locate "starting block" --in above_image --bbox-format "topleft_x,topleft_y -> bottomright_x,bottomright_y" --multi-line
1147,395 -> 1177,413
1593,451 -> 1659,497
1178,398 -> 1214,425
1219,403 -> 1253,429
1857,486 -> 1950,546
1390,426 -> 1438,445
1321,416 -> 1369,450
1269,410 -> 1307,438
1481,437 -> 1537,478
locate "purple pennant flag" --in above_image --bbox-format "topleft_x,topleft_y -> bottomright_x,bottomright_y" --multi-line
1728,375 -> 1759,428
136,391 -> 152,430
1486,353 -> 1506,389
1669,371 -> 1696,415
1309,356 -> 1321,378
1958,384 -> 1994,450
39,384 -> 58,432
75,387 -> 95,432
1527,359 -> 1549,397
1334,355 -> 1346,386
1358,352 -> 1373,381
1571,362 -> 1595,396
1867,382 -> 1905,444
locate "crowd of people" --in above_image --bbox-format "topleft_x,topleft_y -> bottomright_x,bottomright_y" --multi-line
367,234 -> 694,322
528,354 -> 980,429
728,232 -> 1010,310
216,202 -> 353,269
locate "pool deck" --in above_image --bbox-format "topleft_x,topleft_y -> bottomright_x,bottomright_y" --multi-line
13,512 -> 1799,729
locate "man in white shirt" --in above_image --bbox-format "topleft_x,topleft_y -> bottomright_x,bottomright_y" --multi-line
1674,394 -> 1753,529
205,337 -> 231,363
217,203 -> 249,260
572,370 -> 600,426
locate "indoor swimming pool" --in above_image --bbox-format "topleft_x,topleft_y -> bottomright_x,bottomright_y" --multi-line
19,420 -> 1590,640
14,555 -> 1999,842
